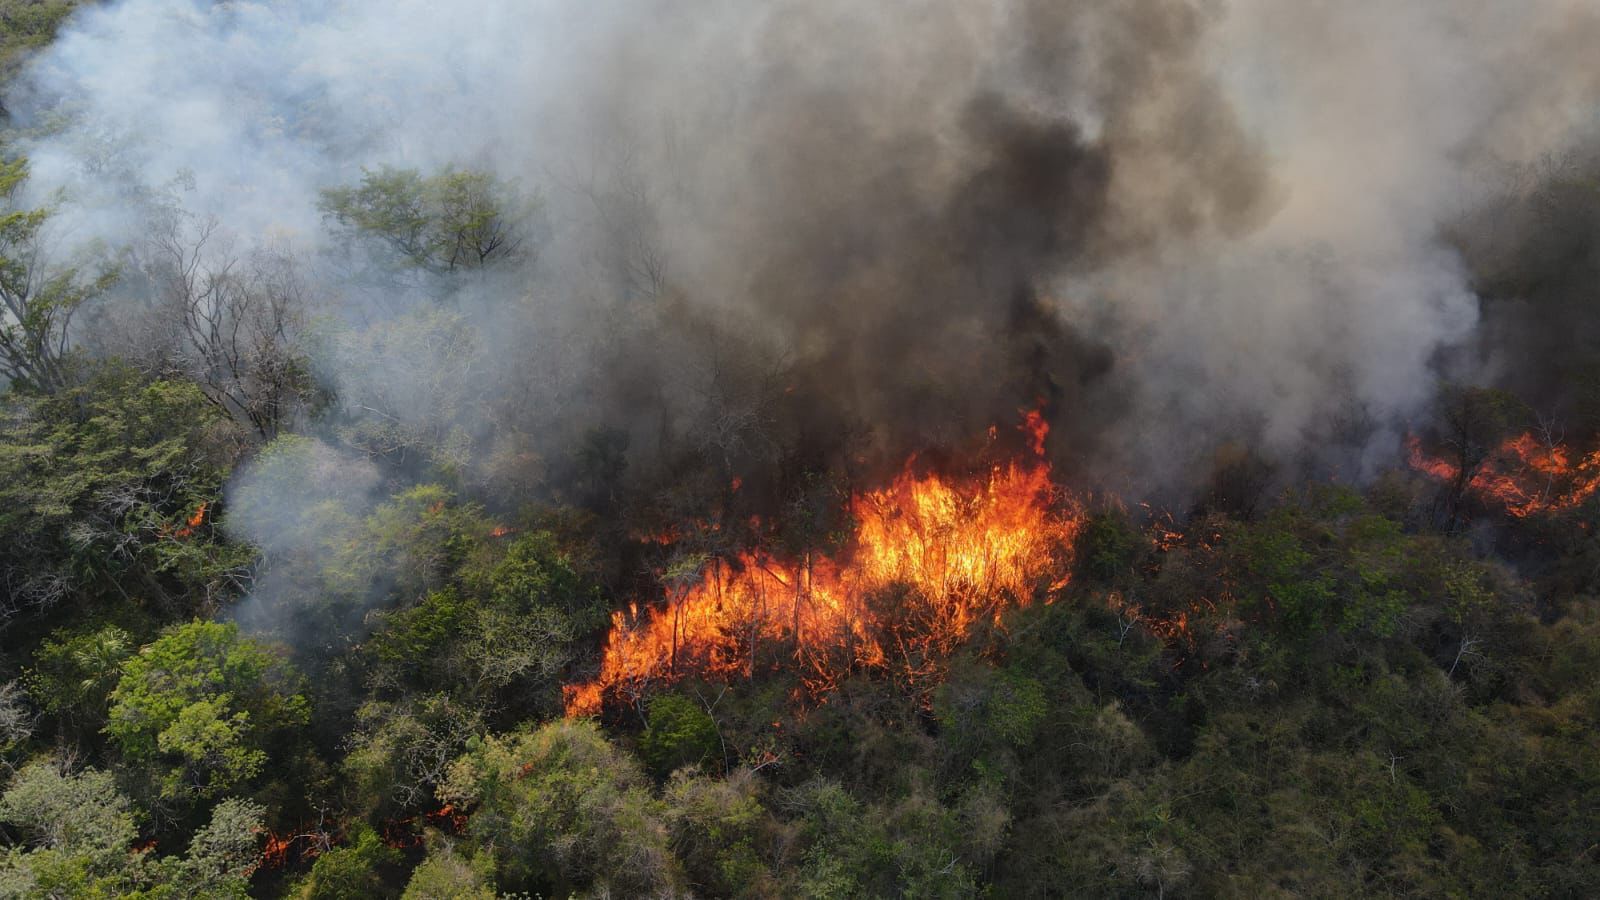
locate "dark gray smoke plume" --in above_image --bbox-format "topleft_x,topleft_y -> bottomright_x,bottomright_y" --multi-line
7,0 -> 1600,526
1447,137 -> 1600,428
553,0 -> 1282,487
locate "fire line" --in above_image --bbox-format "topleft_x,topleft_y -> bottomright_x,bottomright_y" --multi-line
565,413 -> 1081,716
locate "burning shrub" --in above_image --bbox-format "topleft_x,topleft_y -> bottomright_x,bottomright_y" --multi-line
565,445 -> 1080,717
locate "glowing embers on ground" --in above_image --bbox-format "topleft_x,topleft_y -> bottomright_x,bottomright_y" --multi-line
565,431 -> 1081,716
1408,432 -> 1600,518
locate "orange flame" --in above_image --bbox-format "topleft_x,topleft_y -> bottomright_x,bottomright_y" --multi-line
634,527 -> 683,546
1019,407 -> 1050,457
172,501 -> 208,539
1408,432 -> 1600,518
565,415 -> 1080,716
256,828 -> 318,869
382,804 -> 469,849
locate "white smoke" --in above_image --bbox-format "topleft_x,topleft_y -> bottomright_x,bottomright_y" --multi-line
8,0 -> 1599,507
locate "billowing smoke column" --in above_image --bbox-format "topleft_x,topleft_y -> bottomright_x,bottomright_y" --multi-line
7,0 -> 1600,516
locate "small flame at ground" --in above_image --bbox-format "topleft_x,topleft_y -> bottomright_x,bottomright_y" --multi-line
381,804 -> 469,849
169,501 -> 207,539
256,827 -> 320,870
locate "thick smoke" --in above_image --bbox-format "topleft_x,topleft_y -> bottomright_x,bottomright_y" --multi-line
8,0 -> 1600,528
1447,135 -> 1600,428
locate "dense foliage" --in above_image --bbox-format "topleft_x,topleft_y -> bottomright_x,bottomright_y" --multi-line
2,371 -> 1593,896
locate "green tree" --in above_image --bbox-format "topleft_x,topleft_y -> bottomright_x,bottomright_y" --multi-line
169,797 -> 267,896
440,719 -> 682,896
933,662 -> 1048,787
362,528 -> 594,717
24,623 -> 133,742
787,779 -> 977,900
340,695 -> 483,818
664,768 -> 777,897
0,761 -> 135,861
0,761 -> 262,898
1075,509 -> 1142,585
0,365 -> 247,628
319,166 -> 533,275
400,843 -> 495,900
104,621 -> 308,804
289,824 -> 398,900
639,692 -> 721,777
467,529 -> 606,633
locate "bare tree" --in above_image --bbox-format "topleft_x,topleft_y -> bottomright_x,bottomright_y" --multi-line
558,143 -> 669,303
0,680 -> 36,768
1529,409 -> 1566,509
146,215 -> 314,440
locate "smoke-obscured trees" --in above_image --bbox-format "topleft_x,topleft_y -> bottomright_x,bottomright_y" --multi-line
318,167 -> 535,277
144,213 -> 317,441
0,157 -> 117,394
0,1 -> 82,99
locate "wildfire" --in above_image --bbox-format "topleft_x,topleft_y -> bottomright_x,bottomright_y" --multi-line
168,501 -> 208,539
256,828 -> 323,870
1020,407 -> 1050,457
1407,432 -> 1600,518
635,527 -> 683,546
382,804 -> 469,849
1140,502 -> 1186,554
565,414 -> 1080,716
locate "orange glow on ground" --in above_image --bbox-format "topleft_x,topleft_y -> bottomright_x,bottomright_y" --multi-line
1408,432 -> 1600,518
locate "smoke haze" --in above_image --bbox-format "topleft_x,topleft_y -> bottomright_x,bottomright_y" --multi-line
8,0 -> 1600,517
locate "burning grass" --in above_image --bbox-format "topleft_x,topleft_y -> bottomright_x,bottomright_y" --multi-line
565,415 -> 1081,715
1407,431 -> 1600,518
